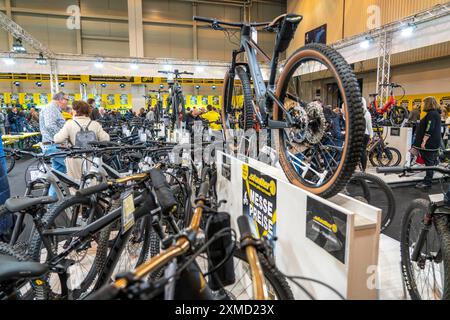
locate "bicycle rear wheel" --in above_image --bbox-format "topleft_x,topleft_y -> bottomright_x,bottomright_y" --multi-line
4,151 -> 15,174
400,199 -> 450,300
274,43 -> 365,198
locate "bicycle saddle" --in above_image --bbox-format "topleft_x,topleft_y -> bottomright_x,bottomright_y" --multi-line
5,196 -> 57,213
0,254 -> 48,282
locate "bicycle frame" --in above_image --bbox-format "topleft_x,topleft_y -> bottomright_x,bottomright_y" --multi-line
225,24 -> 297,129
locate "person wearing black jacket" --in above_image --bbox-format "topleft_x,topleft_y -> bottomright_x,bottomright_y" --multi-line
413,96 -> 442,190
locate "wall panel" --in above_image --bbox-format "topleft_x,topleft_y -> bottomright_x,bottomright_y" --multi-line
82,39 -> 129,57
13,13 -> 78,54
287,0 -> 447,55
344,0 -> 447,38
80,0 -> 128,17
143,24 -> 192,59
142,0 -> 192,22
81,20 -> 129,38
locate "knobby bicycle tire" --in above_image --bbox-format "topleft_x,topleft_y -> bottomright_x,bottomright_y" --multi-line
0,242 -> 35,300
348,172 -> 396,232
400,199 -> 450,300
274,43 -> 365,198
28,196 -> 110,300
221,65 -> 254,137
228,248 -> 294,300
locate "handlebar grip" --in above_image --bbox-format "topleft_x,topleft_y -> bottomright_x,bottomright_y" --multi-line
76,182 -> 110,197
198,179 -> 210,199
376,166 -> 407,174
237,215 -> 253,241
193,16 -> 214,23
85,284 -> 121,300
149,168 -> 177,213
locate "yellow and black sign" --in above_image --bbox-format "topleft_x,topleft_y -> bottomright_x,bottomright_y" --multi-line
306,197 -> 347,264
242,164 -> 277,244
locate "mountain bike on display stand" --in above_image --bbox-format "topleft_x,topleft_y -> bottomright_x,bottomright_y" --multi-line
378,165 -> 450,300
158,69 -> 193,131
369,82 -> 409,127
194,14 -> 365,198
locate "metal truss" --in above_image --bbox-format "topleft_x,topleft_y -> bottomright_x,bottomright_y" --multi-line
376,31 -> 392,104
0,11 -> 55,58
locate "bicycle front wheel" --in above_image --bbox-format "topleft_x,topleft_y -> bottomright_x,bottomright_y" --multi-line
400,199 -> 450,300
196,247 -> 294,300
390,106 -> 409,127
274,43 -> 365,198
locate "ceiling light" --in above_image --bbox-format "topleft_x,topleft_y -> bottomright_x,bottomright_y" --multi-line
59,82 -> 65,87
35,53 -> 47,65
360,38 -> 372,49
3,58 -> 15,65
401,24 -> 416,38
14,81 -> 20,86
12,38 -> 26,53
212,85 -> 216,90
163,64 -> 173,71
120,83 -> 126,88
159,84 -> 164,89
196,65 -> 205,72
130,63 -> 139,70
101,83 -> 107,88
94,60 -> 104,69
36,81 -> 42,87
195,85 -> 200,89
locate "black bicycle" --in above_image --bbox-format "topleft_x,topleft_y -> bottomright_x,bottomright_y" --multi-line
158,70 -> 193,130
194,14 -> 364,198
378,165 -> 450,300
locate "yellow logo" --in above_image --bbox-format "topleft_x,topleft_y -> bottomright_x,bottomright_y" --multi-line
269,180 -> 276,196
242,164 -> 249,180
313,215 -> 338,233
35,279 -> 44,286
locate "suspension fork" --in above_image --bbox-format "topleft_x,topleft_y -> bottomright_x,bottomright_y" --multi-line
224,50 -> 239,115
411,205 -> 435,262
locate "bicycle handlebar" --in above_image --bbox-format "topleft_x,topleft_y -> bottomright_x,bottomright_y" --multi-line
377,166 -> 450,176
85,283 -> 121,300
193,15 -> 270,28
76,182 -> 110,197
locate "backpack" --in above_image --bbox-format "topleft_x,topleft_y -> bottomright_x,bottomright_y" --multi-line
73,120 -> 97,148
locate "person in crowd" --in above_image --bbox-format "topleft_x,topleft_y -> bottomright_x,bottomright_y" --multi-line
0,110 -> 5,135
146,107 -> 156,122
200,104 -> 222,131
8,107 -> 18,133
39,92 -> 69,195
54,101 -> 109,181
4,109 -> 10,134
98,107 -> 110,121
29,107 -> 40,131
185,107 -> 196,132
17,110 -> 26,132
139,108 -> 146,118
88,98 -> 100,120
361,98 -> 374,171
0,129 -> 11,242
412,96 -> 442,190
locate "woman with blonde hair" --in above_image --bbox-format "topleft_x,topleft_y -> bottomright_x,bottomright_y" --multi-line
413,96 -> 442,190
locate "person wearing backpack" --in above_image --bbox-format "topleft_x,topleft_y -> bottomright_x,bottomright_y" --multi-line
54,100 -> 109,181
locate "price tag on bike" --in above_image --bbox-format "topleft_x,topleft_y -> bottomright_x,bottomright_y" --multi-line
121,190 -> 135,234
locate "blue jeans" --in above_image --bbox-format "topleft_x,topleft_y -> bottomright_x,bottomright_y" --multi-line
43,144 -> 66,198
